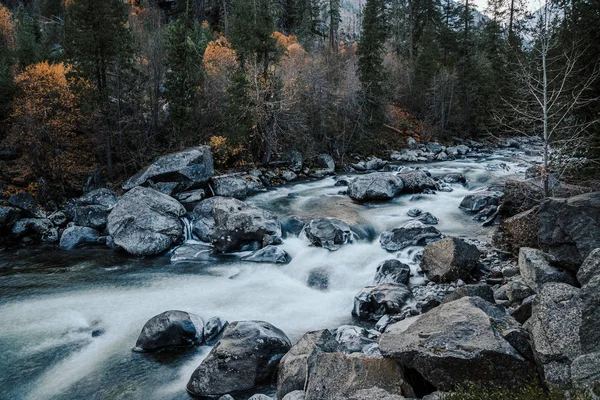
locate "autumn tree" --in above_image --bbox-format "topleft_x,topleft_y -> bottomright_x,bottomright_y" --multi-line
0,3 -> 15,124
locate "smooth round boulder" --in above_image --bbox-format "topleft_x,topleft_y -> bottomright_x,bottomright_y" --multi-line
352,283 -> 414,321
107,186 -> 186,256
348,172 -> 403,202
304,218 -> 353,251
134,310 -> 204,352
459,191 -> 501,213
380,222 -> 442,252
374,259 -> 411,285
187,321 -> 291,397
242,245 -> 291,264
59,226 -> 100,250
397,170 -> 436,193
421,237 -> 480,283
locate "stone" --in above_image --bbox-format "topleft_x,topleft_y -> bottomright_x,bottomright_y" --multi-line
8,192 -> 44,218
310,154 -> 335,177
77,188 -> 120,209
580,275 -> 600,354
170,242 -> 214,263
374,259 -> 411,285
335,325 -> 378,354
282,216 -> 305,237
505,279 -> 535,303
123,146 -> 214,191
519,247 -> 576,293
352,283 -> 414,321
571,353 -> 600,392
107,186 -> 186,256
11,218 -> 57,242
510,295 -> 535,324
134,310 -> 204,352
242,245 -> 291,264
526,283 -> 582,387
0,206 -> 21,232
421,237 -> 480,283
347,172 -> 403,202
304,218 -> 353,251
496,207 -> 539,254
459,192 -> 501,213
59,226 -> 100,250
187,321 -> 291,397
74,205 -> 111,230
285,150 -> 303,172
281,170 -> 297,182
577,248 -> 600,287
442,173 -> 467,184
441,284 -> 494,304
380,222 -> 442,252
176,189 -> 205,204
426,142 -> 445,154
417,212 -> 438,225
365,157 -> 388,171
248,395 -> 272,400
539,192 -> 600,268
48,211 -> 68,227
204,316 -> 228,345
211,175 -> 248,199
282,391 -> 306,400
407,208 -> 423,217
397,170 -> 437,194
276,329 -> 339,399
380,296 -> 536,391
307,268 -> 329,290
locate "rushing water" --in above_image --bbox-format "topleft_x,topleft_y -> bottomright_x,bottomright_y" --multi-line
0,151 -> 536,400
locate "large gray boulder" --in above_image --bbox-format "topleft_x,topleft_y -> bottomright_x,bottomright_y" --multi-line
571,353 -> 600,392
187,321 -> 291,397
211,174 -> 248,199
441,284 -> 494,304
348,173 -> 403,202
352,283 -> 414,321
421,237 -> 480,283
0,206 -> 21,232
380,222 -> 442,251
310,154 -> 335,178
519,247 -> 576,293
374,259 -> 411,285
277,330 -> 339,399
59,226 -> 100,250
576,248 -> 600,287
397,170 -> 436,193
107,186 -> 186,256
304,218 -> 353,251
380,296 -> 536,391
8,192 -> 44,218
122,146 -> 214,191
539,192 -> 600,268
73,188 -> 121,230
304,352 -> 412,400
11,218 -> 57,242
243,245 -> 291,264
134,310 -> 204,352
580,275 -> 600,355
525,283 -> 582,387
459,192 -> 501,213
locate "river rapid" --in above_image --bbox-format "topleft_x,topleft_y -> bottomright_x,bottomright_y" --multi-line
0,150 -> 536,400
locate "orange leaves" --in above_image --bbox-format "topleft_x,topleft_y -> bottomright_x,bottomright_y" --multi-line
203,37 -> 237,78
0,3 -> 15,50
207,136 -> 246,168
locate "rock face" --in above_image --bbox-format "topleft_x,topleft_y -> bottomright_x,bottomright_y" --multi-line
304,352 -> 412,400
525,283 -> 582,387
187,321 -> 291,397
539,192 -> 600,268
397,170 -> 436,193
8,192 -> 44,218
122,146 -> 214,191
107,186 -> 186,256
243,245 -> 291,264
347,173 -> 403,202
577,248 -> 600,286
73,188 -> 121,230
277,330 -> 339,399
580,275 -> 600,355
134,310 -> 204,352
519,247 -> 576,293
374,259 -> 411,285
304,218 -> 353,251
421,237 -> 480,283
380,222 -> 442,251
459,192 -> 501,213
211,175 -> 248,199
0,206 -> 21,233
380,296 -> 536,392
12,218 -> 57,242
352,283 -> 414,321
59,226 -> 100,250
496,207 -> 539,254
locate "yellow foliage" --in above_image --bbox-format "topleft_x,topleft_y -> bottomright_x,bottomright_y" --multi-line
0,4 -> 15,50
203,37 -> 237,78
62,0 -> 75,7
207,136 -> 246,168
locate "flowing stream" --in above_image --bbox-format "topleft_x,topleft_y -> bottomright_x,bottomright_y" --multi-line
0,151 -> 535,400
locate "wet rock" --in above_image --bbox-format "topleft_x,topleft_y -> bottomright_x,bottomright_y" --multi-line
74,205 -> 112,230
416,212 -> 438,225
59,226 -> 100,250
187,321 -> 291,397
304,218 -> 353,251
441,284 -> 494,304
577,248 -> 600,287
442,173 -> 466,184
459,191 -> 501,213
407,208 -> 422,217
48,211 -> 68,227
380,222 -> 442,252
282,391 -> 306,400
539,192 -> 600,268
204,316 -> 228,345
310,154 -> 335,178
374,259 -> 411,285
243,245 -> 291,264
282,216 -> 305,237
352,283 -> 414,321
123,146 -> 214,191
421,237 -> 480,283
0,206 -> 21,232
12,218 -> 57,242
176,189 -> 205,204
248,395 -> 272,400
397,170 -> 437,193
134,310 -> 204,352
335,325 -> 378,354
348,172 -> 403,202
78,188 -> 120,209
365,157 -> 388,171
285,150 -> 303,172
107,187 -> 186,256
519,247 -> 576,293
380,296 -> 536,391
525,283 -> 582,388
426,142 -> 445,154
307,268 -> 329,290
170,242 -> 214,263
391,150 -> 419,162
304,352 -> 411,400
8,192 -> 44,218
212,174 -> 248,199
281,170 -> 297,182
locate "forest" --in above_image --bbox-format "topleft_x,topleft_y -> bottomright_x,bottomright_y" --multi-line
0,0 -> 598,201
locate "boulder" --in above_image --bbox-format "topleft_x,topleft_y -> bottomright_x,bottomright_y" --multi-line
187,321 -> 291,397
510,295 -> 535,324
505,280 -> 535,303
77,188 -> 120,209
459,192 -> 501,213
170,242 -> 214,263
426,142 -> 445,154
441,284 -> 494,304
539,192 -> 600,268
282,216 -> 305,237
176,189 -> 205,204
442,173 -> 467,184
397,170 -> 436,194
334,325 -> 378,354
8,192 -> 44,218
107,186 -> 186,256
277,329 -> 339,399
74,205 -> 112,230
380,296 -> 536,391
496,207 -> 539,254
59,226 -> 100,250
134,310 -> 204,352
352,283 -> 414,321
48,211 -> 68,227
304,218 -> 353,251
571,353 -> 600,392
190,197 -> 220,242
421,237 -> 480,283
365,157 -> 388,171
577,248 -> 600,287
416,212 -> 438,225
12,218 -> 57,242
525,283 -> 582,387
519,247 -> 576,293
281,170 -> 297,182
211,175 -> 248,199
304,352 -> 412,400
580,275 -> 600,354
0,206 -> 20,232
347,173 -> 403,202
407,208 -> 422,217
374,259 -> 411,285
248,395 -> 272,400
282,391 -> 306,400
285,150 -> 303,172
123,146 -> 214,191
310,154 -> 335,178
242,245 -> 291,264
306,268 -> 329,290
204,316 -> 228,345
380,222 -> 442,252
